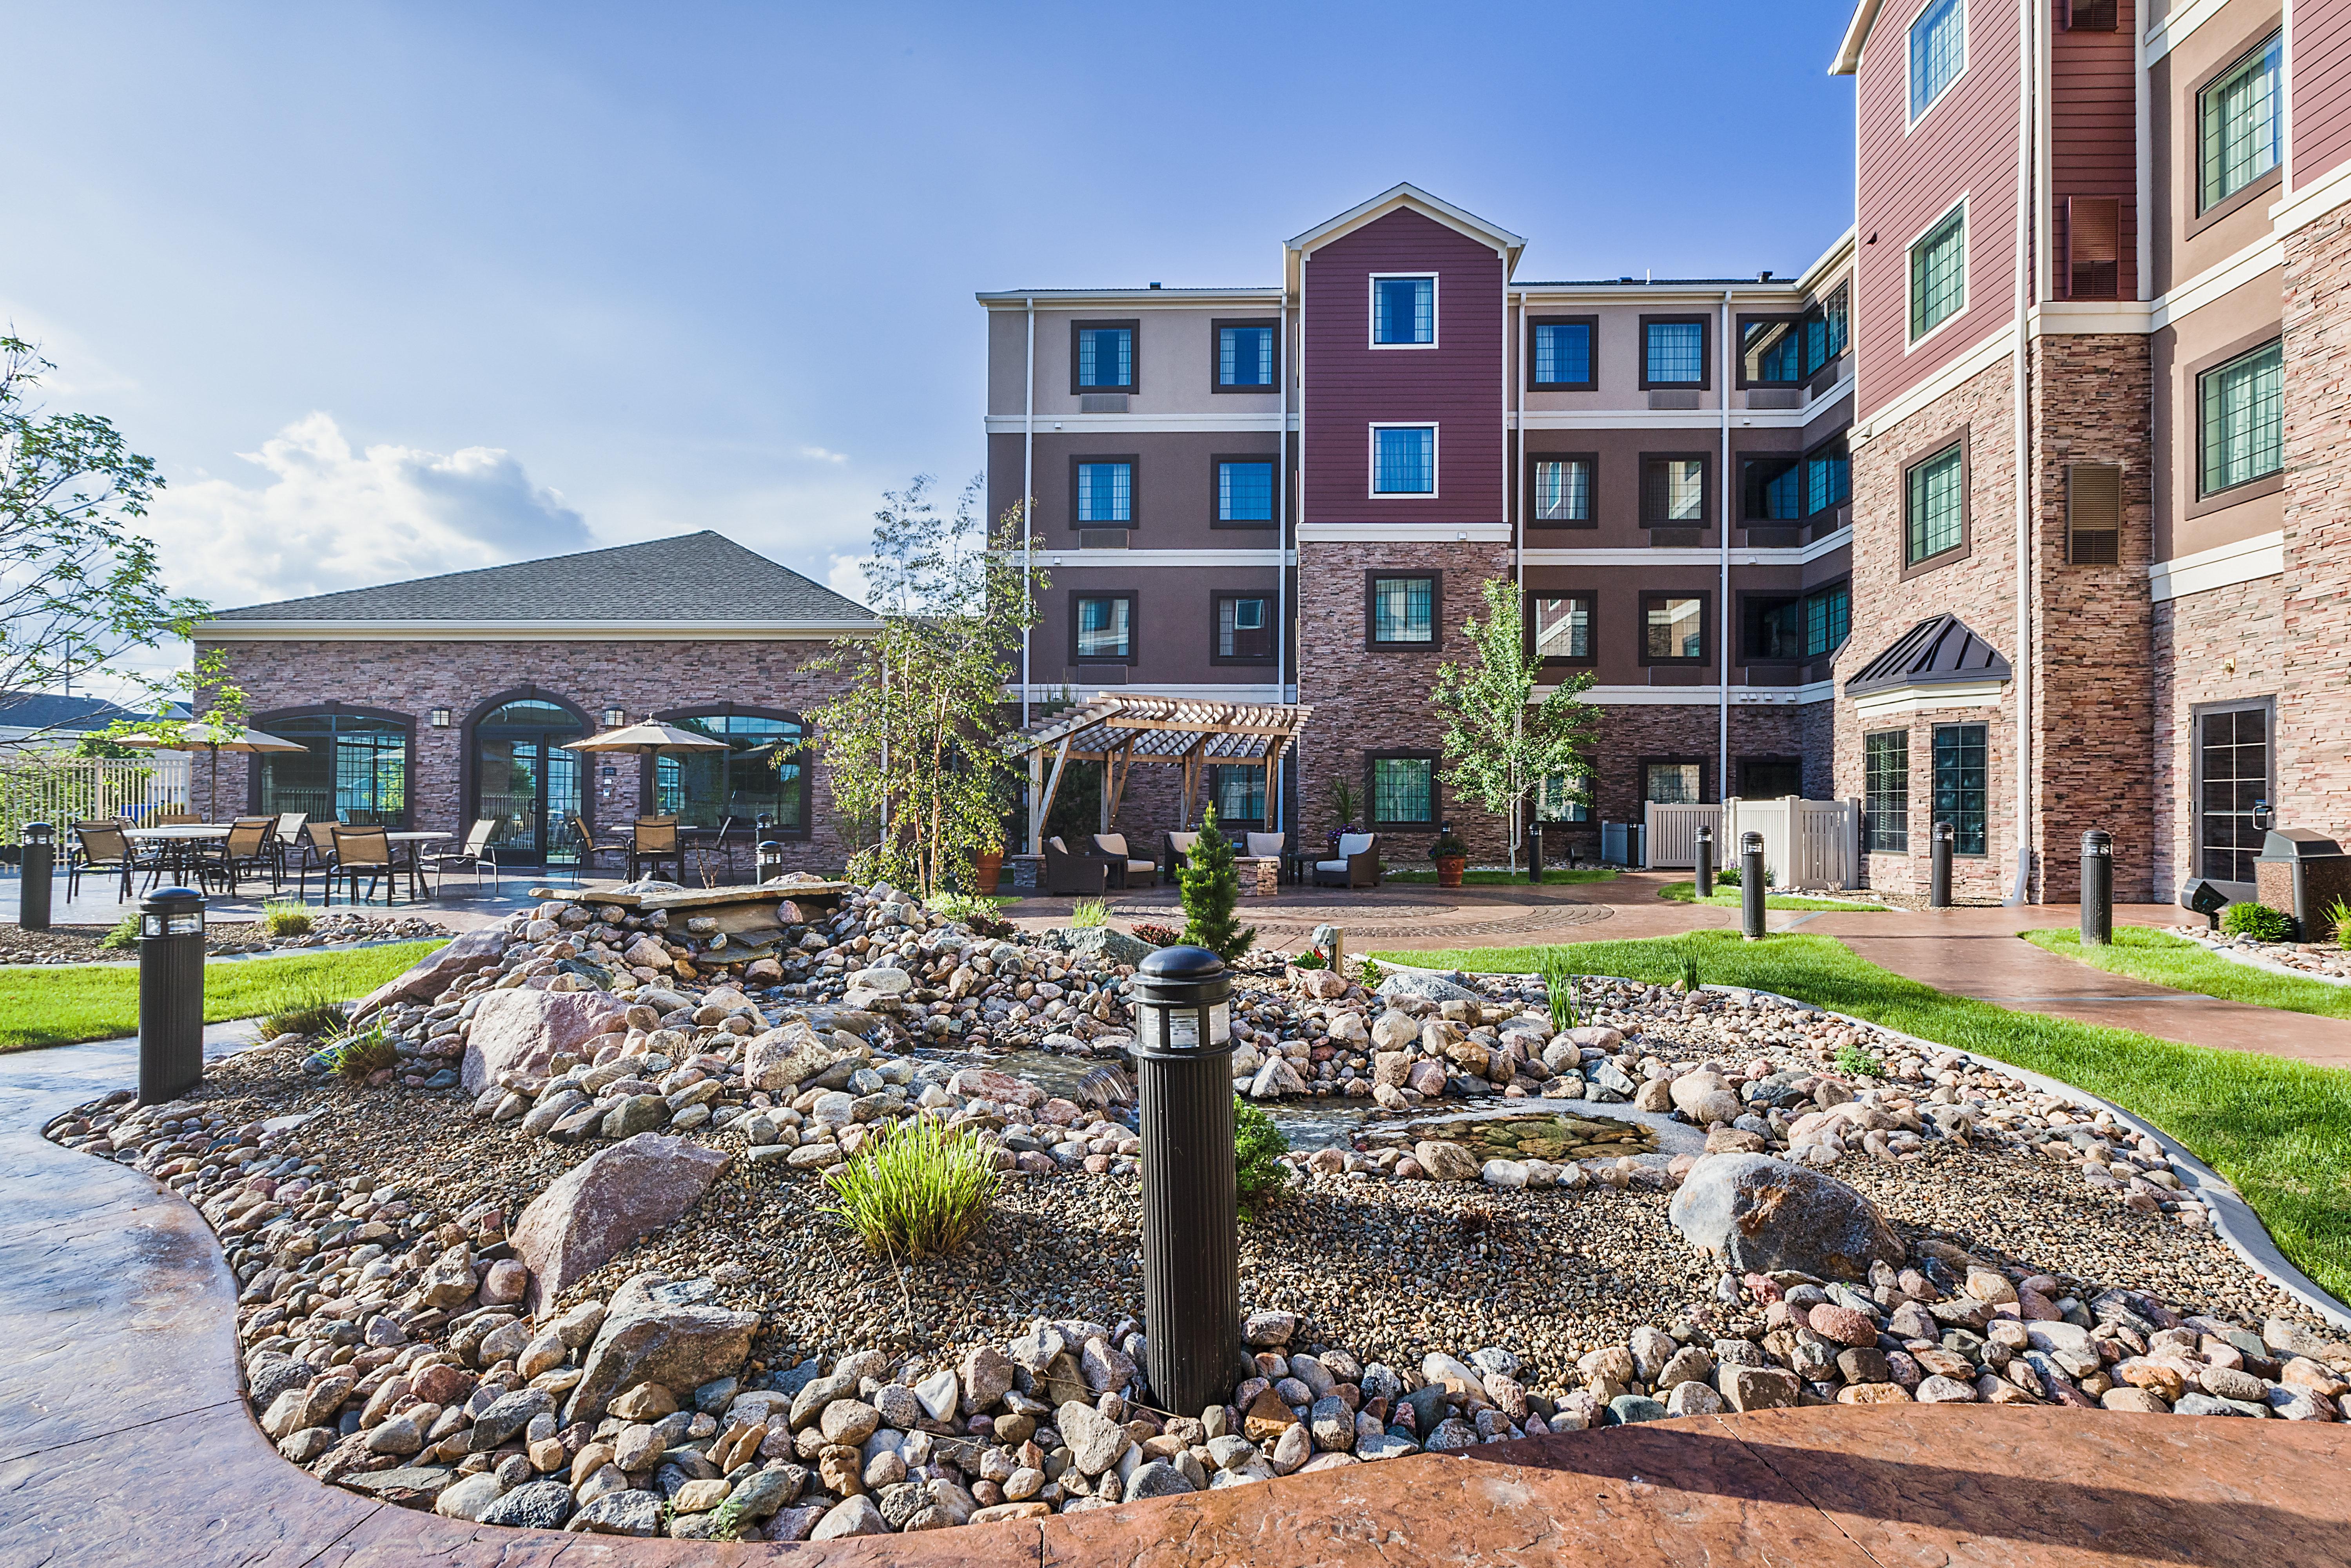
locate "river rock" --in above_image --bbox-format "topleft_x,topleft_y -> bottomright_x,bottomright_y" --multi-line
742,1022 -> 856,1094
1413,1140 -> 1480,1182
1668,1152 -> 1904,1281
1377,971 -> 1479,1004
461,987 -> 633,1094
513,1134 -> 728,1314
351,926 -> 509,1020
564,1275 -> 759,1425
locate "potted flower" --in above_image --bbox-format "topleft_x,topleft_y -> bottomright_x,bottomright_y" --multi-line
1428,829 -> 1470,889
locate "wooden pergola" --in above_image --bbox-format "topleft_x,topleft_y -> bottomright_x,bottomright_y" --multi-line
1008,694 -> 1314,855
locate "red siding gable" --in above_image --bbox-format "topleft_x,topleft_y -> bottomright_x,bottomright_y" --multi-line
2295,0 -> 2351,192
1301,209 -> 1505,523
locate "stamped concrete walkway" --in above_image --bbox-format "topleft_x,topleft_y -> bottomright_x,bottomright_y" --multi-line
5,1029 -> 2349,1566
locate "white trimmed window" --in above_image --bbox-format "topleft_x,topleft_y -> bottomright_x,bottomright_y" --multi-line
1371,425 -> 1437,495
1370,275 -> 1436,346
1908,0 -> 1966,123
1909,201 -> 1966,341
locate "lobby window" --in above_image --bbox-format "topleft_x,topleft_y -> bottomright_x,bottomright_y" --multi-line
1804,581 -> 1850,656
1371,425 -> 1437,495
1369,755 -> 1436,825
1805,436 -> 1851,515
1864,730 -> 1909,852
1933,722 -> 1988,855
1215,593 -> 1273,662
1641,455 -> 1708,524
1532,456 -> 1593,524
1910,202 -> 1967,340
1802,284 -> 1849,374
1371,275 -> 1436,345
1074,594 -> 1134,662
1531,593 -> 1593,664
1740,318 -> 1803,385
1642,593 -> 1707,663
2199,339 -> 2283,496
1216,458 -> 1275,524
1536,770 -> 1590,823
1644,762 -> 1704,805
1905,439 -> 1966,567
261,711 -> 410,829
1075,459 -> 1134,526
1531,318 -> 1594,388
655,711 -> 808,832
1073,321 -> 1136,392
1207,763 -> 1266,826
2200,32 -> 2283,212
1742,456 -> 1803,522
1643,319 -> 1707,386
1370,574 -> 1437,646
1216,321 -> 1277,388
1908,0 -> 1966,123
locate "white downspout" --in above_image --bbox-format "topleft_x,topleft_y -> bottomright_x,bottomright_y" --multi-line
1022,297 -> 1036,728
2006,0 -> 2037,905
1719,288 -> 1732,807
1275,291 -> 1290,831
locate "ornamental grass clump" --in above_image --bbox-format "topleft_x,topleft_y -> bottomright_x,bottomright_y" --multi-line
259,902 -> 314,938
823,1117 -> 1001,1259
1540,954 -> 1580,1031
323,1024 -> 398,1079
2222,902 -> 2293,942
261,988 -> 349,1040
1068,898 -> 1108,929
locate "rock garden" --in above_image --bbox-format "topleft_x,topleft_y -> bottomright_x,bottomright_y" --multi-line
0,909 -> 452,966
37,877 -> 2351,1545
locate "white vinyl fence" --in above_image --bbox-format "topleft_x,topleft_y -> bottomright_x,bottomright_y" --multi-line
0,755 -> 191,844
1641,795 -> 1862,890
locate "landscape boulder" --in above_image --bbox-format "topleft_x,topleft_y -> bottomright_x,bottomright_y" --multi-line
512,1134 -> 729,1314
565,1275 -> 760,1425
351,926 -> 508,1021
1667,1151 -> 1904,1281
1376,971 -> 1480,1005
742,1021 -> 860,1094
461,987 -> 634,1094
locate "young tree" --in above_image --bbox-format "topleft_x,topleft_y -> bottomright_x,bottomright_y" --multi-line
0,334 -> 205,730
1430,577 -> 1602,872
1177,803 -> 1255,960
804,475 -> 1046,900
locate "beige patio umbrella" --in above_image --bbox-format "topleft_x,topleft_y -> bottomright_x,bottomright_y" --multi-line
116,722 -> 307,817
560,720 -> 731,821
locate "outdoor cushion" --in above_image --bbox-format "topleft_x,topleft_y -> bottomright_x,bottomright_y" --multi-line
1096,833 -> 1130,857
1337,834 -> 1374,857
1048,837 -> 1068,853
1124,860 -> 1154,874
1314,859 -> 1348,873
1169,833 -> 1199,853
1246,833 -> 1284,858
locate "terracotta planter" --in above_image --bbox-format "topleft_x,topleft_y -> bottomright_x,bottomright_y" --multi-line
1435,855 -> 1467,889
973,850 -> 1005,896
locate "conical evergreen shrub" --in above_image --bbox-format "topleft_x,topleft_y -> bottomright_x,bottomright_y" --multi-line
1178,804 -> 1256,960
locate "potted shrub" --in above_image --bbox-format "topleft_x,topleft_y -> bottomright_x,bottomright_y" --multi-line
1429,829 -> 1470,889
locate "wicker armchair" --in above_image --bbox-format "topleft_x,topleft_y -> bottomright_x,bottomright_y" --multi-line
1042,836 -> 1109,897
1312,832 -> 1382,889
1092,832 -> 1156,889
1163,831 -> 1199,882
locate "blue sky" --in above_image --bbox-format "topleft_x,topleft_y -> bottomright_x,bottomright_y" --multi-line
5,0 -> 1856,669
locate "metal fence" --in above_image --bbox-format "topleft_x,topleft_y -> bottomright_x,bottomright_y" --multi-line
0,755 -> 191,844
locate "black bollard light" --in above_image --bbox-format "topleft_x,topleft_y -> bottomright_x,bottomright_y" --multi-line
1694,824 -> 1714,900
1528,820 -> 1544,886
18,823 -> 55,932
2081,829 -> 2113,947
1929,821 -> 1954,909
1130,945 -> 1241,1418
138,887 -> 207,1105
1740,831 -> 1766,941
755,838 -> 785,884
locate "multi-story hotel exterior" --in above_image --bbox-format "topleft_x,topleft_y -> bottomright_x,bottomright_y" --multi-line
981,0 -> 2351,904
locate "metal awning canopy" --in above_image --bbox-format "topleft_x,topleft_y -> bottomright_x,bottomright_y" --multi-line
1006,694 -> 1314,855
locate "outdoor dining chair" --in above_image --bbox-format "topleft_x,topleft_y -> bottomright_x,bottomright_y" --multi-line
203,820 -> 280,897
628,816 -> 683,884
421,817 -> 502,892
327,824 -> 398,906
67,821 -> 138,902
567,815 -> 628,885
289,820 -> 341,903
271,812 -> 308,880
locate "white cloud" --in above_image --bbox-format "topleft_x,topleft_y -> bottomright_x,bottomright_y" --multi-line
825,554 -> 872,606
150,412 -> 592,610
799,445 -> 850,464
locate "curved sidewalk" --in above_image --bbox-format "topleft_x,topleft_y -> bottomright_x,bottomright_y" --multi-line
5,1033 -> 2349,1566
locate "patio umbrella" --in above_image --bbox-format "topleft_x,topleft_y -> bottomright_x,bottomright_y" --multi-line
115,722 -> 306,817
558,720 -> 731,759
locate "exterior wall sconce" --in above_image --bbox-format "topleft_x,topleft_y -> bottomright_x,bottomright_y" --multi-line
602,708 -> 626,728
429,709 -> 451,728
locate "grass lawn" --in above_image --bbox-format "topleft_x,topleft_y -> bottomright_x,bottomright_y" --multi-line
0,941 -> 446,1053
2024,926 -> 2351,1020
1370,929 -> 2351,1301
1657,880 -> 1884,913
1384,867 -> 1618,886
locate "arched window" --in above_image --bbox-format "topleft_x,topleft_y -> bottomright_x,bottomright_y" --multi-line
650,709 -> 809,836
252,708 -> 412,828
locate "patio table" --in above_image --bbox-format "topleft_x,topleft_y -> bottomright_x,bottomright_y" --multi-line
123,824 -> 230,887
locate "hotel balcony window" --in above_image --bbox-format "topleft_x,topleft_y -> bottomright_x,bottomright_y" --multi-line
1740,318 -> 1803,386
1805,437 -> 1851,515
1371,275 -> 1436,345
1742,456 -> 1803,522
1802,284 -> 1849,375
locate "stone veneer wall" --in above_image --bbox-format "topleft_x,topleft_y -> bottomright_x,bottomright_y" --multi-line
1294,542 -> 1512,864
2150,577 -> 2286,895
2280,207 -> 2351,848
1835,356 -> 2023,902
196,638 -> 860,873
2030,333 -> 2156,902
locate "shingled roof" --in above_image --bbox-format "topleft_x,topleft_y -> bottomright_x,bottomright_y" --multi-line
203,532 -> 876,628
1843,615 -> 2012,698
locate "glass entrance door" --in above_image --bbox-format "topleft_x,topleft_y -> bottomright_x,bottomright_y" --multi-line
2197,704 -> 2269,897
473,700 -> 585,865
